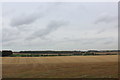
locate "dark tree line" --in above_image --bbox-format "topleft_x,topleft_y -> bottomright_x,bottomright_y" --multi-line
19,51 -> 81,54
2,50 -> 13,57
1,50 -> 118,57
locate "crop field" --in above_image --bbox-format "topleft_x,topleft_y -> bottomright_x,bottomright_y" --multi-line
2,55 -> 118,78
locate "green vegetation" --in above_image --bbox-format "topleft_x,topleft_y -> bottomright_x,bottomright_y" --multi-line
9,53 -> 117,57
2,50 -> 118,57
10,54 -> 73,57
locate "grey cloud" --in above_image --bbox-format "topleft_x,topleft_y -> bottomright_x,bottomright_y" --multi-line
27,21 -> 68,40
10,13 -> 43,27
56,37 -> 112,45
103,40 -> 113,44
2,28 -> 20,42
68,37 -> 113,45
94,14 -> 117,24
96,29 -> 106,34
10,3 -> 61,27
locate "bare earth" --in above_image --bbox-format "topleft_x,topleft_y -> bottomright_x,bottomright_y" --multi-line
1,55 -> 118,78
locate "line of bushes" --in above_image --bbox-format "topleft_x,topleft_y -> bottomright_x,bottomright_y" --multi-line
9,53 -> 117,57
10,54 -> 73,57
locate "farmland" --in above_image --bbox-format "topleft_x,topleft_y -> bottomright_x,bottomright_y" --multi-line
2,55 -> 118,78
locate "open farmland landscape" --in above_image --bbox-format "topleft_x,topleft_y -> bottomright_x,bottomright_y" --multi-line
1,2 -> 118,79
2,55 -> 118,78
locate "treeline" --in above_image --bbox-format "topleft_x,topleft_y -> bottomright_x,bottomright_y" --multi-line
1,50 -> 119,57
19,51 -> 80,54
1,50 -> 13,57
11,52 -> 117,57
19,50 -> 119,54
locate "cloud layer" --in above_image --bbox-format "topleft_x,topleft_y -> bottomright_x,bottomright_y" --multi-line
10,13 -> 43,27
94,13 -> 117,24
27,20 -> 68,40
2,2 -> 118,51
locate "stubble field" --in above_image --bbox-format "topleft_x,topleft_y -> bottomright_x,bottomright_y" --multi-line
2,55 -> 118,78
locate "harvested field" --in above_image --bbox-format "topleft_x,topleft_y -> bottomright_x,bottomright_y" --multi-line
2,55 -> 118,78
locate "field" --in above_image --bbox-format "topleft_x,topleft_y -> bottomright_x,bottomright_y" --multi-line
2,55 -> 118,78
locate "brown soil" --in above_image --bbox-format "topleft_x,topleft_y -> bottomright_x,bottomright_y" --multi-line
1,55 -> 118,78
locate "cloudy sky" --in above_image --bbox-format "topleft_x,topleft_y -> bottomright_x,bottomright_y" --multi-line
2,2 -> 118,51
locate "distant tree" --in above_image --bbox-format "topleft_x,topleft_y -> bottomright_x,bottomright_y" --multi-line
2,50 -> 13,57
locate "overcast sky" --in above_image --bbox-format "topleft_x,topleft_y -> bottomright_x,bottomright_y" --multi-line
2,2 -> 118,51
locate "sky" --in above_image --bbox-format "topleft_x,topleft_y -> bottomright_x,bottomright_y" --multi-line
1,2 -> 118,51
